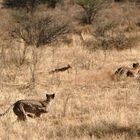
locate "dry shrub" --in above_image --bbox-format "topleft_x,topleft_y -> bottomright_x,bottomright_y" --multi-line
11,12 -> 68,48
85,21 -> 140,51
103,24 -> 139,50
100,34 -> 135,50
52,34 -> 73,48
0,41 -> 29,67
76,10 -> 90,25
84,39 -> 98,51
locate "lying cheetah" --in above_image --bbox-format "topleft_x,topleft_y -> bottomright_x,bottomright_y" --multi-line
0,93 -> 55,121
114,63 -> 140,79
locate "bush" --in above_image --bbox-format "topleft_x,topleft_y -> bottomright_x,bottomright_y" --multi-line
100,34 -> 134,50
86,21 -> 139,51
11,13 -> 68,48
47,0 -> 62,8
75,0 -> 107,24
3,0 -> 62,13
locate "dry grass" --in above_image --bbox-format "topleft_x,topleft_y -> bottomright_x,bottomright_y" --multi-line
0,1 -> 140,140
0,38 -> 140,139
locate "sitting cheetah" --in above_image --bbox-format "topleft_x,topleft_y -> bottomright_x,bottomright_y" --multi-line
0,93 -> 55,121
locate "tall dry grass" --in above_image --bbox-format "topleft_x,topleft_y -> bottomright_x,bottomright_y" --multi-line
0,38 -> 140,139
0,1 -> 140,140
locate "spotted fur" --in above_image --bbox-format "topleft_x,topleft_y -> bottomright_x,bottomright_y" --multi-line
0,94 -> 55,121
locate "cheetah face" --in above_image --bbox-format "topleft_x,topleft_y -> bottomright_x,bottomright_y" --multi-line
46,93 -> 55,101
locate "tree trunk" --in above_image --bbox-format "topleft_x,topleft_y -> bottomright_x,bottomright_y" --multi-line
30,45 -> 37,89
86,10 -> 92,24
19,44 -> 28,65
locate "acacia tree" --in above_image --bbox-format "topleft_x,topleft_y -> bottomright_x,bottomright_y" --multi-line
76,0 -> 107,24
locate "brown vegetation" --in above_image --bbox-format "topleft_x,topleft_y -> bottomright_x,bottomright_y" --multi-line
0,0 -> 140,139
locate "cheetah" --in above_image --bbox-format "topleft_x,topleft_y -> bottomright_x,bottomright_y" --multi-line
113,62 -> 140,79
0,93 -> 55,121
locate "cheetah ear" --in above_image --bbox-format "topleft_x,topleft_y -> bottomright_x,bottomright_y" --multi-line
51,94 -> 55,98
46,94 -> 49,98
68,64 -> 72,68
133,63 -> 139,68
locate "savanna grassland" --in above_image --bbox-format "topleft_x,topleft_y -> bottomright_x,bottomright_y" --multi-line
0,0 -> 140,140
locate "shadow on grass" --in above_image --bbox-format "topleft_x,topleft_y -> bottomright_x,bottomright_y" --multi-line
91,121 -> 140,138
52,121 -> 140,139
